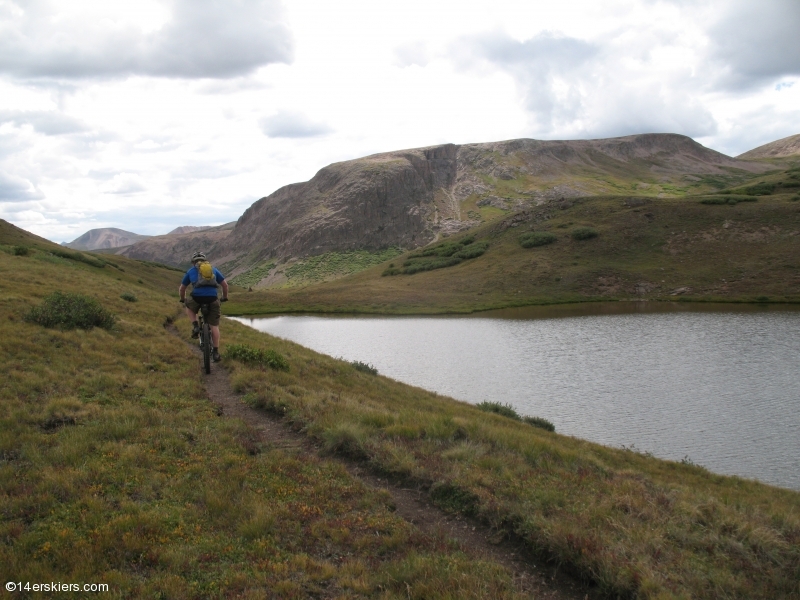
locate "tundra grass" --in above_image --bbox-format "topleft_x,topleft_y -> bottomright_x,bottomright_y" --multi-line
4,220 -> 800,598
221,323 -> 800,599
0,223 -> 531,599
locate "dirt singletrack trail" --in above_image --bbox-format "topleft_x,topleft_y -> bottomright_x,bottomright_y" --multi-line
178,328 -> 597,599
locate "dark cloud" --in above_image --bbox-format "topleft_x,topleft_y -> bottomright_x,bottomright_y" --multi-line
0,171 -> 45,201
260,111 -> 332,138
0,110 -> 89,135
0,0 -> 293,80
708,0 -> 800,90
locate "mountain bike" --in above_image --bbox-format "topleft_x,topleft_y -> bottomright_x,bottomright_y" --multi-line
197,303 -> 213,374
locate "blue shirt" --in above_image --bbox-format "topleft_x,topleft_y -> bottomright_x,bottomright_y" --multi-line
182,265 -> 225,297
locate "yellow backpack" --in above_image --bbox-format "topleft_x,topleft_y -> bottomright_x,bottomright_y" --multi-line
194,260 -> 217,288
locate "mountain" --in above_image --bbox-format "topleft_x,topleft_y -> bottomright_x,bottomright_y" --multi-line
200,133 -> 771,285
737,133 -> 800,159
167,225 -> 213,235
64,227 -> 149,250
112,134 -> 785,285
116,222 -> 236,267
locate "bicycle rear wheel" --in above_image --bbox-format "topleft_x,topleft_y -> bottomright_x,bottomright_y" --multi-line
202,322 -> 211,374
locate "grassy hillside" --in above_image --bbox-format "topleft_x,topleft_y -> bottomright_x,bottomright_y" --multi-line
0,222 -> 527,598
2,219 -> 799,598
226,166 -> 800,315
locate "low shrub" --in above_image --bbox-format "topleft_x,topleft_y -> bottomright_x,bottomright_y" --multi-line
700,195 -> 758,205
744,182 -> 776,196
384,237 -> 488,275
571,227 -> 599,241
24,292 -> 116,330
351,360 -> 378,375
519,232 -> 557,248
49,248 -> 106,268
476,401 -> 520,420
453,241 -> 488,259
225,343 -> 290,371
523,415 -> 556,432
120,292 -> 138,302
12,245 -> 29,256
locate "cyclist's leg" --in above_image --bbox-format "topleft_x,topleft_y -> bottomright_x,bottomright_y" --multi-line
205,299 -> 222,351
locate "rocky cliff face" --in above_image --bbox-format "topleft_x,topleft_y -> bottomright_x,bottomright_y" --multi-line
217,144 -> 459,265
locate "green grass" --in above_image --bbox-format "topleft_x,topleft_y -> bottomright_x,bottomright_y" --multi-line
3,218 -> 800,598
0,219 -> 527,599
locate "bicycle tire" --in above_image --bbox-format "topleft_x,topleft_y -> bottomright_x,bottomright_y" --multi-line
202,322 -> 211,374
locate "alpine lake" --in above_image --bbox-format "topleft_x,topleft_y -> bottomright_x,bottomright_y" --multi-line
231,302 -> 800,491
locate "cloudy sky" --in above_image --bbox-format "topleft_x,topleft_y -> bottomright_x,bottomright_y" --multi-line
1,0 -> 798,243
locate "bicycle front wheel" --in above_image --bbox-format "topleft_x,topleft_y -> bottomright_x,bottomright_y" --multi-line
202,322 -> 211,374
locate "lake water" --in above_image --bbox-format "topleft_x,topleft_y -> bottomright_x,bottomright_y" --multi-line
230,303 -> 800,491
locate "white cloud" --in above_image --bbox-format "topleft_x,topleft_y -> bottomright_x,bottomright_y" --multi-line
0,0 -> 798,241
260,111 -> 332,138
0,0 -> 293,79
393,41 -> 430,68
0,110 -> 89,135
0,170 -> 44,200
101,173 -> 147,195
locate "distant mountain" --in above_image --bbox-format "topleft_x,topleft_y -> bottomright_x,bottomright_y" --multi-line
167,225 -> 212,235
64,228 -> 149,250
738,133 -> 800,159
117,222 -> 236,267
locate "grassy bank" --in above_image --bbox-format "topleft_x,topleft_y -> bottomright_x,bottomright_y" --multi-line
222,328 -> 800,599
225,192 -> 800,316
3,219 -> 799,598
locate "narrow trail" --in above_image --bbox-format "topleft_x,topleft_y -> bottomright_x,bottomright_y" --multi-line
179,329 -> 597,599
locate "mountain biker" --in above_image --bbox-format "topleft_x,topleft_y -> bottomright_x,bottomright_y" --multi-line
178,251 -> 229,362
